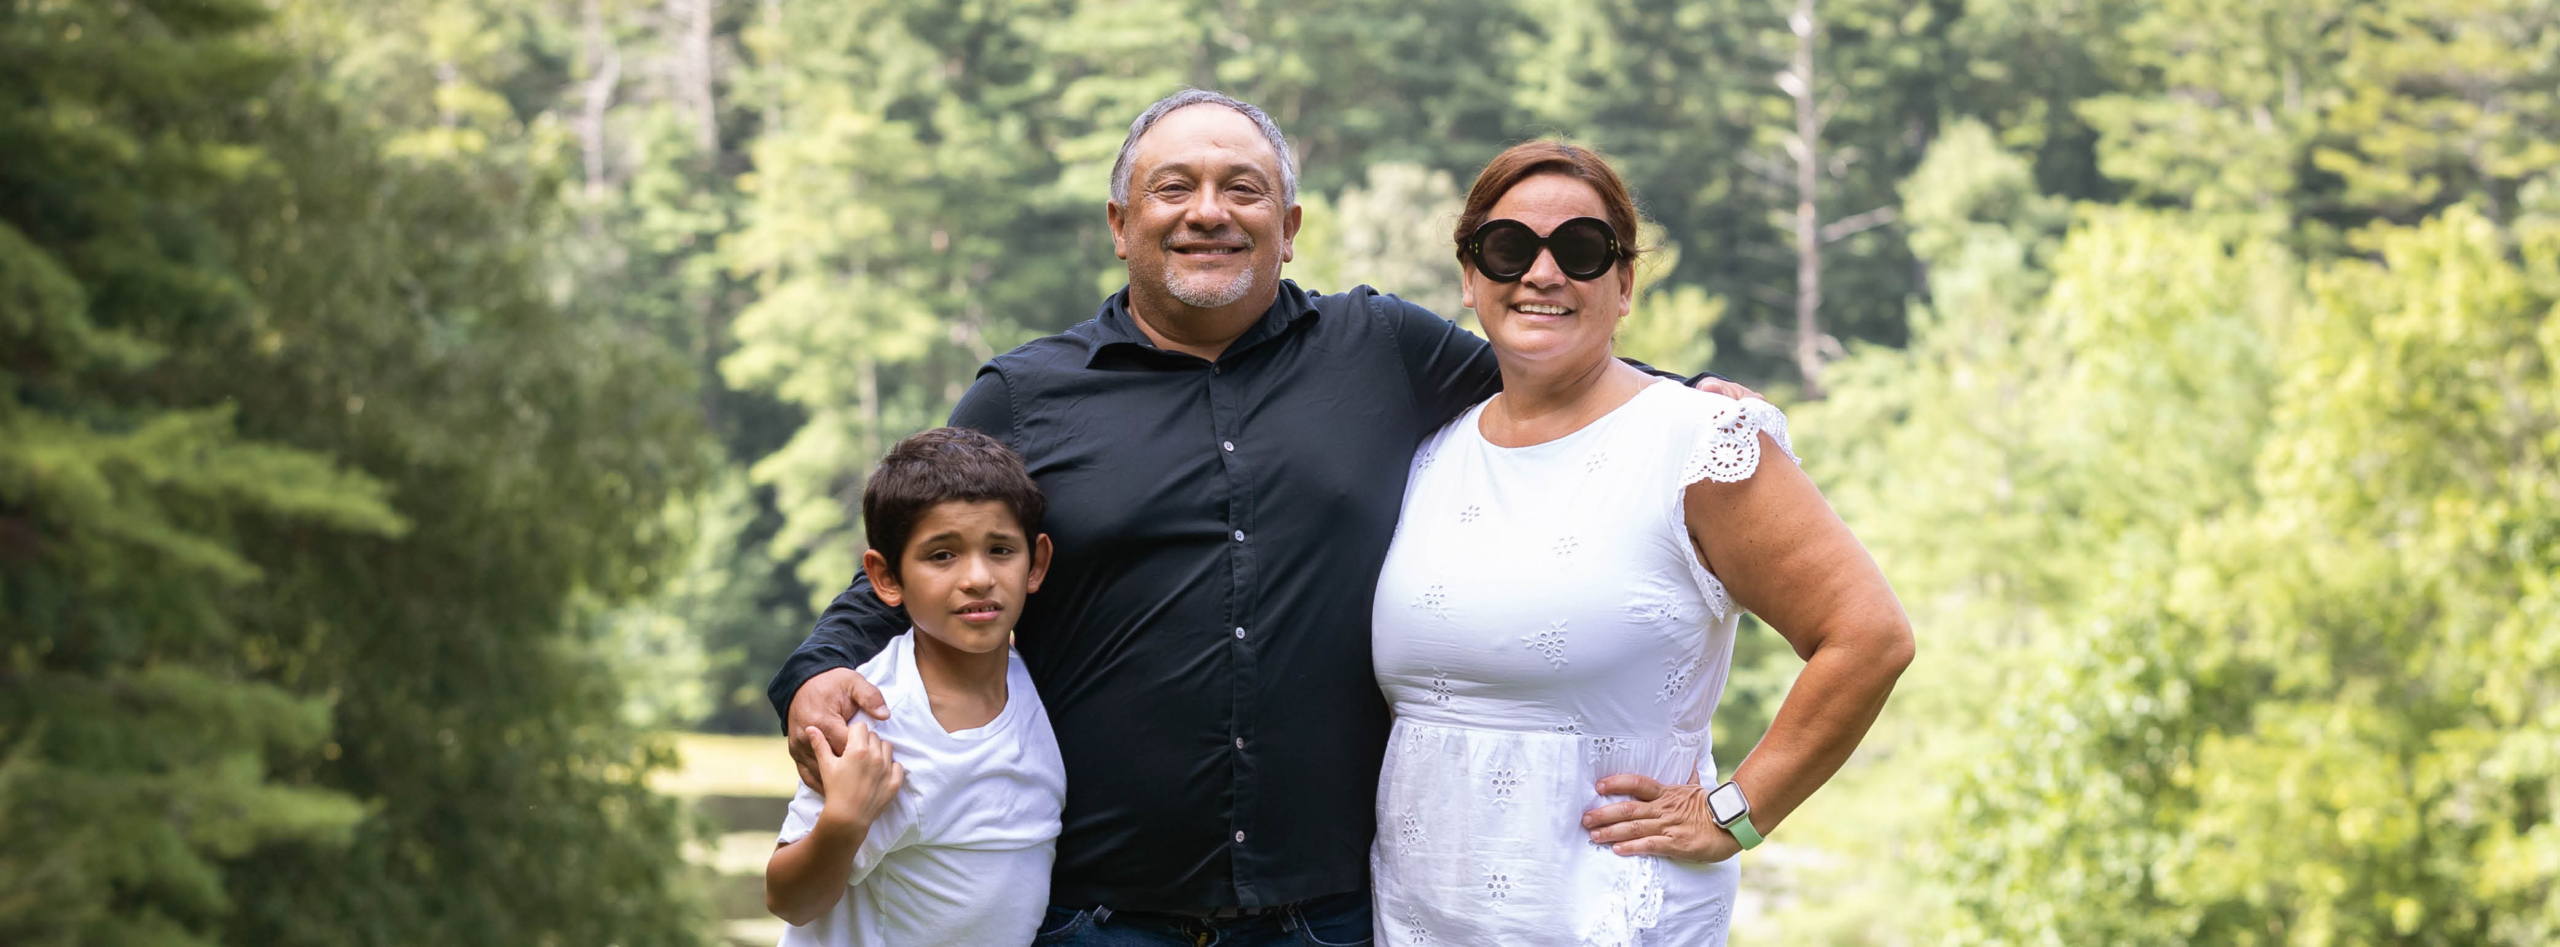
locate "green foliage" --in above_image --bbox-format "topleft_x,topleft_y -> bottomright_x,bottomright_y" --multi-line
15,1 -> 2560,942
5,0 -> 715,943
1908,208 -> 2558,946
1291,162 -> 1468,324
2082,0 -> 2560,241
1779,98 -> 2558,942
724,0 -> 1095,601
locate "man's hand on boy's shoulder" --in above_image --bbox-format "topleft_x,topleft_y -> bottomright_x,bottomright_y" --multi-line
791,667 -> 892,791
1691,374 -> 1762,402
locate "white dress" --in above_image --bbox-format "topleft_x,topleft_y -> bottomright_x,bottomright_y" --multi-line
1369,381 -> 1795,947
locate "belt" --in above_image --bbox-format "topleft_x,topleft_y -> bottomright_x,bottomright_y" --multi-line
1090,900 -> 1294,924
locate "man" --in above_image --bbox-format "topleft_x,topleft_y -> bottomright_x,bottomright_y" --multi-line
769,89 -> 1752,945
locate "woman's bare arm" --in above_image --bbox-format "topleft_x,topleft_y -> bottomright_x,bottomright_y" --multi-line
1583,427 -> 1913,860
1685,429 -> 1913,834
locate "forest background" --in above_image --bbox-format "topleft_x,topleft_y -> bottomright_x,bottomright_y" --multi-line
5,0 -> 2557,944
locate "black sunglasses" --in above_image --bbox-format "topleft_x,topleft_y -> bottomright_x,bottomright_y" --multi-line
1464,216 -> 1623,282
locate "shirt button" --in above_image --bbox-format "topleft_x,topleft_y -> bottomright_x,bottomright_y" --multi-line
1232,530 -> 1246,542
1222,440 -> 1235,452
1234,830 -> 1247,844
1234,737 -> 1246,749
1233,627 -> 1246,639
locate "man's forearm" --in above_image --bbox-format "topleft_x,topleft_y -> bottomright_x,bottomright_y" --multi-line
764,575 -> 907,728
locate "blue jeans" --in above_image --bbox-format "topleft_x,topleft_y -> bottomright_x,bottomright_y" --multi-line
1029,891 -> 1372,946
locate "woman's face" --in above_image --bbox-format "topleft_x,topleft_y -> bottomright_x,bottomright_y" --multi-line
1460,173 -> 1634,371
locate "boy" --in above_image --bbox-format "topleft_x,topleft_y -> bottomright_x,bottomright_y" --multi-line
765,427 -> 1066,946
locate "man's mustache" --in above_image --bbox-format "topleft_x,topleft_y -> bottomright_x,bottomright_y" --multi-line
1163,228 -> 1254,251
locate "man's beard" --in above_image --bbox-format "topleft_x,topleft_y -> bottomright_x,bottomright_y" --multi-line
1162,229 -> 1259,308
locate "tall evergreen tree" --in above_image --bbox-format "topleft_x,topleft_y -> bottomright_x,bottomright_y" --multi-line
5,1 -> 717,943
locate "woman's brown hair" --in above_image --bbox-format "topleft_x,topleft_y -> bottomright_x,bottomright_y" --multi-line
1452,140 -> 1644,276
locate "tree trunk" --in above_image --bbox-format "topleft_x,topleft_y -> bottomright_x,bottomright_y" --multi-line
1789,0 -> 1826,397
578,0 -> 622,217
674,0 -> 719,155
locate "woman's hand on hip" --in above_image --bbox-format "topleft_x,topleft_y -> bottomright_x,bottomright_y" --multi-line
1581,774 -> 1744,863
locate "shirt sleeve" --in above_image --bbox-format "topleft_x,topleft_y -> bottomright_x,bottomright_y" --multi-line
777,778 -> 827,844
765,369 -> 1021,728
1379,291 -> 1503,429
1677,395 -> 1797,488
774,770 -> 924,885
845,790 -> 922,887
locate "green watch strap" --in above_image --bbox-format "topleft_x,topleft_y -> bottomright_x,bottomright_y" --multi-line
1726,812 -> 1764,850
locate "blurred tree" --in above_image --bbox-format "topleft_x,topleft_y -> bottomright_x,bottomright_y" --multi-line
1927,208 -> 2558,946
2082,0 -> 2560,246
1290,162 -> 1469,326
2,2 -> 387,942
1502,0 -> 1963,388
4,1 -> 716,944
725,0 -> 1097,601
276,0 -> 818,731
1770,115 -> 2286,935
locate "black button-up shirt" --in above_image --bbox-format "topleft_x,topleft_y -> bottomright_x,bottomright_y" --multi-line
769,281 -> 1682,913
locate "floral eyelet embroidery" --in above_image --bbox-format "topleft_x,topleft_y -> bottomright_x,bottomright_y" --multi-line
1624,569 -> 1688,626
1656,654 -> 1701,703
1587,735 -> 1630,764
1411,584 -> 1451,620
1522,621 -> 1569,669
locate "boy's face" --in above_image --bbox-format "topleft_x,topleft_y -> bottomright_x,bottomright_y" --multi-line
863,500 -> 1050,654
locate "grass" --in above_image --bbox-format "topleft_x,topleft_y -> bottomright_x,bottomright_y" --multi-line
656,732 -> 800,799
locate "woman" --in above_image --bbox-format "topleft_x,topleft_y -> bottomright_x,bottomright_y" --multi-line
1369,141 -> 1914,946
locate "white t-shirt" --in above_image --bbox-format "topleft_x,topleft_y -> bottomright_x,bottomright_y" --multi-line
775,630 -> 1065,947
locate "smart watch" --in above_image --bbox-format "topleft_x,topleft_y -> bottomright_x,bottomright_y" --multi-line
1706,780 -> 1763,850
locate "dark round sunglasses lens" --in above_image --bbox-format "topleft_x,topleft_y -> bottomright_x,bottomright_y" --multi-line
1551,221 -> 1614,277
1480,226 -> 1541,277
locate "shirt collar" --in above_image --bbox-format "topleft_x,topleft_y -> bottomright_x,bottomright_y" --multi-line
1088,279 -> 1320,368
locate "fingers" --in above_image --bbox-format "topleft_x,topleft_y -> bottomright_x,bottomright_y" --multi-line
842,719 -> 890,757
1595,774 -> 1666,801
1691,377 -> 1766,402
789,727 -> 824,791
1588,817 -> 1669,845
850,674 -> 890,721
1612,833 -> 1682,858
840,721 -> 903,781
1581,799 -> 1650,829
1608,824 -> 1741,863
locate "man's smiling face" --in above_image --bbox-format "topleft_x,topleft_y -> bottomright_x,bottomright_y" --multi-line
1110,104 -> 1300,320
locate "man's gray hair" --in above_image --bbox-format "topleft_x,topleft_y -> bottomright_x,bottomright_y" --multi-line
1108,89 -> 1299,208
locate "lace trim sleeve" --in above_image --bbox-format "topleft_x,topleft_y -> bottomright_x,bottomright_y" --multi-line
1678,398 -> 1797,487
1674,397 -> 1796,624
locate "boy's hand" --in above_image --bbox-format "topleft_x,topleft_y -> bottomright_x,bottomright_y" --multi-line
809,722 -> 903,830
790,667 -> 889,791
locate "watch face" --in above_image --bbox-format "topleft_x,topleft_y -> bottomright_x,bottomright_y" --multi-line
1707,782 -> 1749,824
